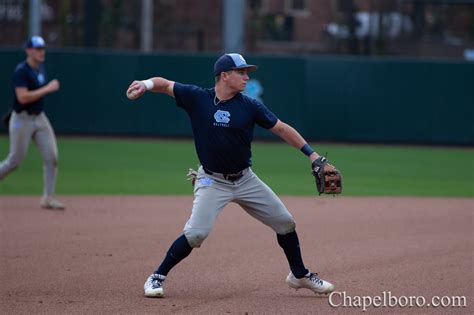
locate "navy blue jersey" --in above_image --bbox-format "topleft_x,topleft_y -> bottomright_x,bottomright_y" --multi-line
174,82 -> 278,174
12,61 -> 47,114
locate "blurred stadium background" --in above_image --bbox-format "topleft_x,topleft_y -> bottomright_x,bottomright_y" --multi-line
1,0 -> 474,58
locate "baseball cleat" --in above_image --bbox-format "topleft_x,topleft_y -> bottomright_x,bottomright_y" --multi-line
285,272 -> 335,294
144,274 -> 166,298
40,196 -> 66,210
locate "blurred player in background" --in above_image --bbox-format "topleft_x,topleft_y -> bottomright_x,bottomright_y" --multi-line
0,36 -> 65,210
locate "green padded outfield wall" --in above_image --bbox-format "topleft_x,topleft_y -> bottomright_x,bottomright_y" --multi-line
0,49 -> 472,145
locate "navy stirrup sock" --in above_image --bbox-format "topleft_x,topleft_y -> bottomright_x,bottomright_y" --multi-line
277,230 -> 309,278
156,234 -> 193,276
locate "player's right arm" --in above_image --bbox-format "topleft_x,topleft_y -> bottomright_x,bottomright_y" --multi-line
16,80 -> 60,105
127,77 -> 175,99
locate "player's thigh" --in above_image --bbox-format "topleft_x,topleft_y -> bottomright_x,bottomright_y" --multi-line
6,112 -> 35,161
185,183 -> 232,230
184,183 -> 233,247
235,175 -> 295,234
33,114 -> 58,162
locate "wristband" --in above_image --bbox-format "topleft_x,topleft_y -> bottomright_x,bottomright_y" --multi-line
142,79 -> 154,90
300,143 -> 315,157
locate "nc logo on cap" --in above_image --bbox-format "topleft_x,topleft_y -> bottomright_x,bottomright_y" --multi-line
27,36 -> 45,48
227,53 -> 247,67
32,36 -> 45,47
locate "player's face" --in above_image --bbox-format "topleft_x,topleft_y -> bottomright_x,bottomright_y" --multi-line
27,48 -> 46,63
225,69 -> 250,92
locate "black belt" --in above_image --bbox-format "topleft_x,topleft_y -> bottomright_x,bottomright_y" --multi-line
203,167 -> 244,182
15,109 -> 42,116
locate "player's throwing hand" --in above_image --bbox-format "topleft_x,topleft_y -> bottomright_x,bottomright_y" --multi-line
126,79 -> 154,100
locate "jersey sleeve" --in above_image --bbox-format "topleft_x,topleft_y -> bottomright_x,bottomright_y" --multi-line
173,82 -> 202,111
12,67 -> 29,88
252,98 -> 278,129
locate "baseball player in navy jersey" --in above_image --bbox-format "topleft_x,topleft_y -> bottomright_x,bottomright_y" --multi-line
127,53 -> 334,298
0,36 -> 65,210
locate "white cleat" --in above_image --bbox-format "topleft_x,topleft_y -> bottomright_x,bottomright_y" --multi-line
144,274 -> 166,298
286,272 -> 335,295
40,196 -> 66,210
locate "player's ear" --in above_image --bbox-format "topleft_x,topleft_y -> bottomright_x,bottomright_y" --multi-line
221,71 -> 231,81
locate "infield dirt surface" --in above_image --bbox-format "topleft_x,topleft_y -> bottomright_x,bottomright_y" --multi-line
1,196 -> 472,314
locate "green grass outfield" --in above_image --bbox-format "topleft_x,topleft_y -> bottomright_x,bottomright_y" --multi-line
0,136 -> 473,197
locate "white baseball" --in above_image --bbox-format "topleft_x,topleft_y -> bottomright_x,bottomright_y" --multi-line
127,89 -> 139,100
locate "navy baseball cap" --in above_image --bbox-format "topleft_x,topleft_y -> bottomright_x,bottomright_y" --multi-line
214,53 -> 257,76
25,36 -> 46,49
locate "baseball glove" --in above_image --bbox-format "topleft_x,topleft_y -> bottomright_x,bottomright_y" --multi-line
186,168 -> 198,186
311,156 -> 342,195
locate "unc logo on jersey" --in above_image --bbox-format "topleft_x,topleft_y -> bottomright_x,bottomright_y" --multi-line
37,73 -> 45,85
213,110 -> 231,127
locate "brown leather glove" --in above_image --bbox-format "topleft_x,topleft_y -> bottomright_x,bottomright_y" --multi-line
186,168 -> 198,187
311,156 -> 343,195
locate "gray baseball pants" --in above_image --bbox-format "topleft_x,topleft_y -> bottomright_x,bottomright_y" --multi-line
184,166 -> 296,248
0,111 -> 58,196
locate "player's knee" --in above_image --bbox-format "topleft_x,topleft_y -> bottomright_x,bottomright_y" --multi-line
282,219 -> 296,234
274,215 -> 296,235
44,154 -> 58,167
184,229 -> 210,248
0,163 -> 19,179
3,158 -> 22,172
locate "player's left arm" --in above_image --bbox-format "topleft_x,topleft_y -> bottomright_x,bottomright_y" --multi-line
271,119 -> 343,194
270,119 -> 319,161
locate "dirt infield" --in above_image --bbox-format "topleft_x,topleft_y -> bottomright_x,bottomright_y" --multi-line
1,196 -> 472,314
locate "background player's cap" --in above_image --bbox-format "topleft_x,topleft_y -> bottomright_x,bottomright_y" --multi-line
25,36 -> 46,49
214,53 -> 258,76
